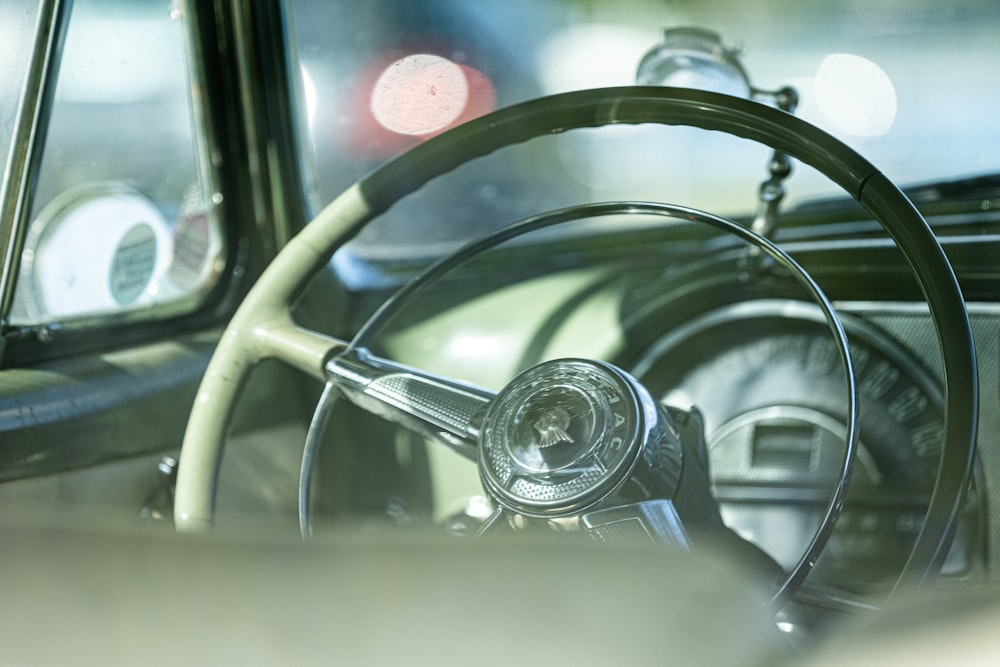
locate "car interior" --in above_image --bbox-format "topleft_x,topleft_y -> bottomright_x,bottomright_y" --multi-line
1,0 -> 998,664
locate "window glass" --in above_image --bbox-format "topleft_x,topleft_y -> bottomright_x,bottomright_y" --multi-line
7,0 -> 223,326
290,0 -> 1000,259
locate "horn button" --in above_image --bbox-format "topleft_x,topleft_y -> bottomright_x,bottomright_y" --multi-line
479,358 -> 682,517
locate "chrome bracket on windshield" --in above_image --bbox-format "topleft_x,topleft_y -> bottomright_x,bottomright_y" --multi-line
634,28 -> 799,275
744,86 -> 799,275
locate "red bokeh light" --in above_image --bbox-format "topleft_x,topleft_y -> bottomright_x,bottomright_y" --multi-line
341,53 -> 496,159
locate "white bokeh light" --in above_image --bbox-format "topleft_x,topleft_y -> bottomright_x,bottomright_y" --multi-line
537,23 -> 660,93
814,53 -> 897,137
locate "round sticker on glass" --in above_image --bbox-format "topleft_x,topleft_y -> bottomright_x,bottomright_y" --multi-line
109,223 -> 158,305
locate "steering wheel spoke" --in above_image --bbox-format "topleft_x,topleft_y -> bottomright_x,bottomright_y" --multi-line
581,500 -> 692,550
327,348 -> 494,461
253,317 -> 348,381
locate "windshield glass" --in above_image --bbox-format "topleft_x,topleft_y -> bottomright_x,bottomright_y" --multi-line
291,0 -> 1000,258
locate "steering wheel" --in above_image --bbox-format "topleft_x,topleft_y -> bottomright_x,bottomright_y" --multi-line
174,86 -> 977,610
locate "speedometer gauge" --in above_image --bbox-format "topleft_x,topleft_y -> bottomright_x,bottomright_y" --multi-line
12,185 -> 173,323
630,300 -> 978,589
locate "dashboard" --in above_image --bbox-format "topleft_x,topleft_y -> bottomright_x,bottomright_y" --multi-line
367,209 -> 993,597
628,298 -> 981,590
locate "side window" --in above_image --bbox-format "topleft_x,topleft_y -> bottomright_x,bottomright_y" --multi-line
7,0 -> 224,327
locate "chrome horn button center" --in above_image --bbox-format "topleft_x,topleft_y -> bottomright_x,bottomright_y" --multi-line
506,384 -> 602,474
478,358 -> 648,517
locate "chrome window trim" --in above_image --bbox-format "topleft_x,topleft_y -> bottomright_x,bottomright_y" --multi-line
0,0 -> 71,345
